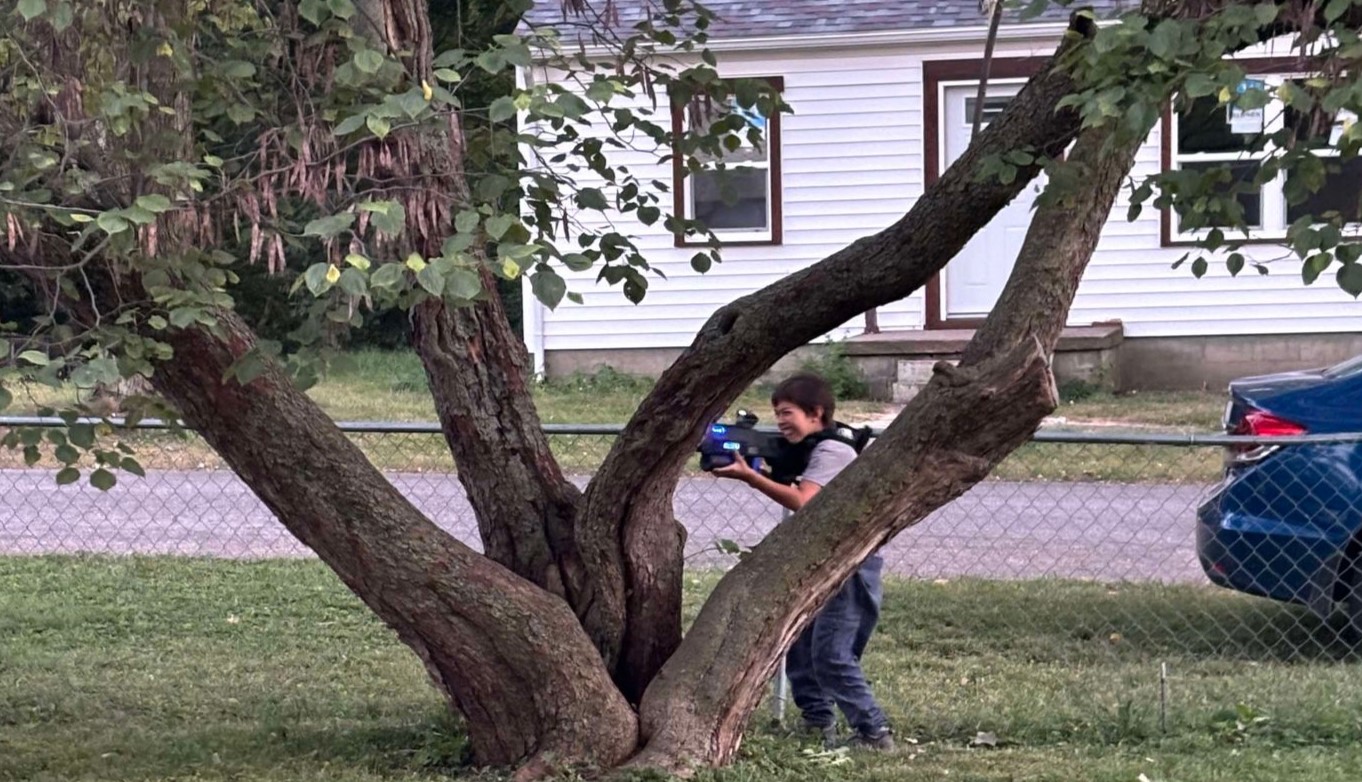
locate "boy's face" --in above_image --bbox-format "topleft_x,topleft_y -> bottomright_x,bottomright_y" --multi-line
774,401 -> 824,443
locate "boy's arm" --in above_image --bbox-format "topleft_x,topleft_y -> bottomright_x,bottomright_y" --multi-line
743,470 -> 822,512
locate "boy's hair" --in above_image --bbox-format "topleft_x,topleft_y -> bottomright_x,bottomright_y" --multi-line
771,371 -> 836,427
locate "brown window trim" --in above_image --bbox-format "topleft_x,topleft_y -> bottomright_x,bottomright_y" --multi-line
1159,55 -> 1324,248
922,57 -> 1049,330
671,75 -> 784,248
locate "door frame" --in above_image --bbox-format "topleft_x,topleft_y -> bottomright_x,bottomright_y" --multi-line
922,57 -> 1048,329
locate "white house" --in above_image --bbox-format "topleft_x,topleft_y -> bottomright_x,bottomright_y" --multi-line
516,0 -> 1362,396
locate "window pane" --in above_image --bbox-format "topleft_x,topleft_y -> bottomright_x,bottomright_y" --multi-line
692,100 -> 769,166
692,168 -> 769,231
1178,95 -> 1259,154
1178,160 -> 1263,230
964,95 -> 1012,129
1286,156 -> 1362,224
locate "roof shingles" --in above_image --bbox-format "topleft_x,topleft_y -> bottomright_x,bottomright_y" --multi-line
523,0 -> 1131,40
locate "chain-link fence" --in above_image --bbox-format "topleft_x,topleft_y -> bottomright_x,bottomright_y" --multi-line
4,416 -> 1362,664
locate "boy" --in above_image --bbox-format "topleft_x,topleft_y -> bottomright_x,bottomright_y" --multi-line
712,371 -> 894,751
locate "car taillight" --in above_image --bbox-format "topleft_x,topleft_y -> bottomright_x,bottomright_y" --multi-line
1227,409 -> 1305,464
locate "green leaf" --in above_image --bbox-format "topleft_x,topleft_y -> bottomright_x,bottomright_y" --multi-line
1254,2 -> 1279,24
221,60 -> 257,79
327,0 -> 355,18
17,350 -> 49,366
576,188 -> 610,211
398,89 -> 427,119
303,213 -> 355,239
121,457 -> 146,477
298,0 -> 327,24
334,113 -> 367,136
339,268 -> 368,297
304,262 -> 334,295
17,0 -> 46,21
54,444 -> 79,464
90,468 -> 116,491
135,194 -> 172,213
531,269 -> 567,309
416,265 -> 445,296
485,214 -> 516,240
47,0 -> 70,29
1302,253 -> 1331,285
148,315 -> 168,329
362,200 -> 405,236
1191,257 -> 1208,277
455,210 -> 481,234
488,96 -> 518,123
0,386 -> 10,411
227,104 -> 255,123
366,114 -> 391,139
68,424 -> 94,449
1227,253 -> 1245,276
447,268 -> 482,299
370,263 -> 406,291
344,253 -> 371,271
563,253 -> 593,272
55,467 -> 80,486
434,68 -> 462,83
169,307 -> 201,329
1338,263 -> 1362,297
354,49 -> 385,74
96,212 -> 129,235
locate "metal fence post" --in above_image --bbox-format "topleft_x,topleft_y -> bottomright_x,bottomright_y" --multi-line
771,506 -> 791,724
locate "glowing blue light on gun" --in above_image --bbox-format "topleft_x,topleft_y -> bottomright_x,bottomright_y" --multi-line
723,441 -> 740,451
711,424 -> 727,435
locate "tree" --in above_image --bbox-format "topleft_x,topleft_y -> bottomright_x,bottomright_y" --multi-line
2,0 -> 1360,776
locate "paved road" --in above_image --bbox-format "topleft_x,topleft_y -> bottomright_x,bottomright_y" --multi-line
0,468 -> 1215,584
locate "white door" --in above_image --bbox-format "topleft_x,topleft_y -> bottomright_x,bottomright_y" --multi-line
940,83 -> 1043,321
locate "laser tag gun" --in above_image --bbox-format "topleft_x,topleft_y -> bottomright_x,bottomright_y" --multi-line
698,409 -> 784,474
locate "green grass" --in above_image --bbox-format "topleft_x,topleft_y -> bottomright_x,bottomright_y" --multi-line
1,350 -> 1233,481
4,556 -> 1362,781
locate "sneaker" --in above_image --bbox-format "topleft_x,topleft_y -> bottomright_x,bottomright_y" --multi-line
801,721 -> 839,749
846,727 -> 894,752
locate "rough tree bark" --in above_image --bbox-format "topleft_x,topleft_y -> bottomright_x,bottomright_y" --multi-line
630,122 -> 1148,772
145,312 -> 640,770
350,0 -> 596,626
575,12 -> 1098,700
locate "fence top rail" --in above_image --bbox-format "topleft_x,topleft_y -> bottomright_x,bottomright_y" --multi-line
4,415 -> 1362,446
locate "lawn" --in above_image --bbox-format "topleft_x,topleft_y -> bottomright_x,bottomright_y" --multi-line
4,556 -> 1362,782
0,350 -> 1232,482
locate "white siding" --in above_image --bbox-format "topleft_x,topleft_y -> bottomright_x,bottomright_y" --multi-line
523,34 -> 1362,364
522,44 -> 932,357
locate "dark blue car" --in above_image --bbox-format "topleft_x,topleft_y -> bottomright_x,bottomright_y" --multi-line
1196,354 -> 1362,635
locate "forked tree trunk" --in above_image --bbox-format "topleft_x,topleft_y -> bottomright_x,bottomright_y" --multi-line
575,12 -> 1097,701
629,123 -> 1146,770
144,309 -> 639,770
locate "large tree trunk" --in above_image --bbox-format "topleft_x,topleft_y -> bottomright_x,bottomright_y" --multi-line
631,123 -> 1147,771
146,309 -> 639,770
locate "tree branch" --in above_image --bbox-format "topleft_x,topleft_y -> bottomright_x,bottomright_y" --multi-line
632,115 -> 1146,770
574,10 -> 1098,700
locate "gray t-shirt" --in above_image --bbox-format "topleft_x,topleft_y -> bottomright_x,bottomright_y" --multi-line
801,439 -> 857,488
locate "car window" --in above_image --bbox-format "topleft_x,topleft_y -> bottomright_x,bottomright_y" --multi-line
1322,354 -> 1362,378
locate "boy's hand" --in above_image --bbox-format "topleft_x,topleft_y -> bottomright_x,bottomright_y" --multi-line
711,454 -> 756,483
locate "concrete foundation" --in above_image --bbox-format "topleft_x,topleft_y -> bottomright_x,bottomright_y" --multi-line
840,325 -> 1124,402
1117,332 -> 1362,391
540,328 -> 1362,398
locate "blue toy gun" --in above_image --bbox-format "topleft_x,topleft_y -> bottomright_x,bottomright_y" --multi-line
698,409 -> 783,473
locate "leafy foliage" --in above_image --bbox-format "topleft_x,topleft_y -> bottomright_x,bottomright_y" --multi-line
0,0 -> 784,487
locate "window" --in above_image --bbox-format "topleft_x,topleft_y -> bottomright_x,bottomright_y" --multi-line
672,76 -> 782,246
1166,73 -> 1361,242
964,94 -> 1013,132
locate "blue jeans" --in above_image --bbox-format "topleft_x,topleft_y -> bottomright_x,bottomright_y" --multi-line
785,554 -> 889,735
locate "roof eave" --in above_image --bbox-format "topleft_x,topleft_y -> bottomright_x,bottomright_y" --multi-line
522,18 -> 1085,60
